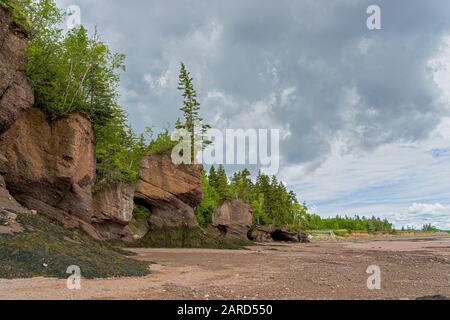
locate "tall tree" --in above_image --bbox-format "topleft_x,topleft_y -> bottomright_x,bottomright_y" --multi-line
215,165 -> 230,201
176,62 -> 211,164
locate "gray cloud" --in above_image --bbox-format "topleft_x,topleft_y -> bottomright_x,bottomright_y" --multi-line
56,0 -> 450,170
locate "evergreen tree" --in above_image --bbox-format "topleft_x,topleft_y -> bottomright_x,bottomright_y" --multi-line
208,166 -> 218,189
195,171 -> 219,225
215,165 -> 230,201
176,62 -> 211,164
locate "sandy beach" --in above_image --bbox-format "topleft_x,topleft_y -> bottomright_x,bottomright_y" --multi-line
1,237 -> 449,300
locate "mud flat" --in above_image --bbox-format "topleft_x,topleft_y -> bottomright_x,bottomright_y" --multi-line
0,238 -> 449,300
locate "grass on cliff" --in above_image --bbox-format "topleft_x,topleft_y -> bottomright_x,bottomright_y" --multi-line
129,226 -> 251,250
0,211 -> 150,279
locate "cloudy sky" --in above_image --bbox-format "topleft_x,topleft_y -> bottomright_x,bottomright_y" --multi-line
56,0 -> 450,229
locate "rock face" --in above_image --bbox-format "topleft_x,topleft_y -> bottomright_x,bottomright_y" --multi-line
249,226 -> 310,243
92,183 -> 135,240
248,225 -> 274,242
134,153 -> 202,228
0,174 -> 28,217
0,107 -> 98,236
212,199 -> 253,241
0,6 -> 33,134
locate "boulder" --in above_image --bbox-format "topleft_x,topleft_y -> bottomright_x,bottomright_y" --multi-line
0,107 -> 96,228
92,183 -> 135,240
0,6 -> 33,134
0,174 -> 28,215
248,225 -> 274,242
249,225 -> 310,243
212,199 -> 253,241
122,217 -> 149,243
271,228 -> 310,243
134,153 -> 202,228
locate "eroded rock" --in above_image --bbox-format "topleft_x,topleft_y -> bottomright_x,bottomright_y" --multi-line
248,225 -> 274,242
0,107 -> 96,229
0,6 -> 33,134
92,183 -> 135,240
134,153 -> 202,228
249,226 -> 310,243
212,199 -> 253,241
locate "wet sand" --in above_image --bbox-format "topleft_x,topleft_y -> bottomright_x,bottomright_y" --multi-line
0,238 -> 449,300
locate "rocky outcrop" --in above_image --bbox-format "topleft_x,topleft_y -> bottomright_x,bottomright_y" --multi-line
0,174 -> 28,214
249,226 -> 310,243
92,183 -> 135,240
134,153 -> 202,228
212,199 -> 253,241
0,6 -> 205,242
0,6 -> 33,134
0,107 -> 99,237
248,225 -> 274,242
122,217 -> 149,243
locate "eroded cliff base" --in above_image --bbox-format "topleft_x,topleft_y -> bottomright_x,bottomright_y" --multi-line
130,226 -> 252,250
0,210 -> 150,279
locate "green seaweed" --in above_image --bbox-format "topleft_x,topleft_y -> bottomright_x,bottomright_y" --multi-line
0,212 -> 150,279
130,226 -> 251,250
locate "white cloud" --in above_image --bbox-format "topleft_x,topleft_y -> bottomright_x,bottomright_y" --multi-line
408,203 -> 449,215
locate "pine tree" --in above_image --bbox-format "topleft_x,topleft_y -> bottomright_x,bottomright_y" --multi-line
215,165 -> 230,201
208,166 -> 218,189
176,62 -> 211,164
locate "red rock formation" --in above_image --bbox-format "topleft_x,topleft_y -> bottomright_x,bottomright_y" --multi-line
134,153 -> 202,228
212,199 -> 253,241
0,107 -> 99,238
0,6 -> 205,241
0,6 -> 33,134
249,225 -> 310,243
92,183 -> 135,240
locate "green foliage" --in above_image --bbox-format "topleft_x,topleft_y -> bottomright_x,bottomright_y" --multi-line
130,226 -> 246,249
197,167 -> 307,229
147,129 -> 178,155
304,214 -> 394,233
175,62 -> 211,163
195,171 -> 219,225
197,166 -> 396,233
0,211 -> 149,279
9,0 -> 149,186
209,165 -> 231,202
133,204 -> 151,220
0,0 -> 38,31
94,108 -> 148,186
21,0 -> 125,124
422,224 -> 439,232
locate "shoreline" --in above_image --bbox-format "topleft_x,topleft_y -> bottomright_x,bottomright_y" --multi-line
1,237 -> 448,300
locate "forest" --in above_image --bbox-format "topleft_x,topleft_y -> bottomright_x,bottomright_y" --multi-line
1,0 -> 396,234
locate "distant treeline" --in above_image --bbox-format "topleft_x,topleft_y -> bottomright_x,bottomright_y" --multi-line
303,215 -> 393,233
195,166 -> 395,233
195,166 -> 308,228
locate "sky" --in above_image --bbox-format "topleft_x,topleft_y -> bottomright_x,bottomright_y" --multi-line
56,0 -> 450,229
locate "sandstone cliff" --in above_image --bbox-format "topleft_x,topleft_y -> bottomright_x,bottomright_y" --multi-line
134,153 -> 202,229
0,107 -> 103,238
212,199 -> 253,241
92,182 -> 135,240
0,6 -> 33,135
0,4 -> 245,246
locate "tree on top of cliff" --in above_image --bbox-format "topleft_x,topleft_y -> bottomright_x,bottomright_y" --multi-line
176,62 -> 211,164
8,0 -> 147,186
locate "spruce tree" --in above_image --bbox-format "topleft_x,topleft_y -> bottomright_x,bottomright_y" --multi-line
208,166 -> 218,189
176,62 -> 211,164
215,165 -> 230,201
